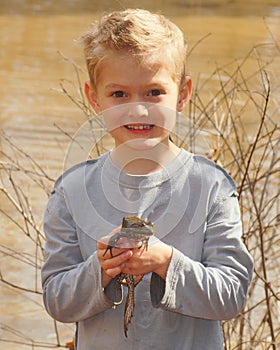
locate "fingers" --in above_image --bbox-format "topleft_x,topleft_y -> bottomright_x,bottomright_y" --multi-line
97,240 -> 128,259
97,236 -> 142,257
97,231 -> 133,278
96,227 -> 162,282
101,249 -> 133,278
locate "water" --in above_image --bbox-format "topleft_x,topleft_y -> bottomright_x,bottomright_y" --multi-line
0,1 -> 280,349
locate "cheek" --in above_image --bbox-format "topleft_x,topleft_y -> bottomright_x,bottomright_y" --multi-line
102,104 -> 128,132
149,104 -> 177,131
101,103 -> 177,132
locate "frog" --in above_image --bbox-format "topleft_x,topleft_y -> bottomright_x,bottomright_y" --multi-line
103,216 -> 154,337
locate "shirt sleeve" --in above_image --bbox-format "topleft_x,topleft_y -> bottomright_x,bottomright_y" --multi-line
41,187 -> 122,323
150,193 -> 254,320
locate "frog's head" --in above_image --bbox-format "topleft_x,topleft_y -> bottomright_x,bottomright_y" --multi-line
122,216 -> 154,237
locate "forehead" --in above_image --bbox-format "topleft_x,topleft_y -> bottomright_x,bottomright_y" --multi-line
95,51 -> 177,86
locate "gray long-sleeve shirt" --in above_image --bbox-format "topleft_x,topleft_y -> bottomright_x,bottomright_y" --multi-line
42,150 -> 253,350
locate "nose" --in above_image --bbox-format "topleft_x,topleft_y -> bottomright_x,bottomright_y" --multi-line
127,103 -> 149,119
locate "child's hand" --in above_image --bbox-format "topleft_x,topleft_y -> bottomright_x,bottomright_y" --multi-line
97,227 -> 133,286
97,228 -> 173,286
120,238 -> 173,280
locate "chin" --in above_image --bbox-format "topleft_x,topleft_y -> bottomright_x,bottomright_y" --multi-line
124,138 -> 163,150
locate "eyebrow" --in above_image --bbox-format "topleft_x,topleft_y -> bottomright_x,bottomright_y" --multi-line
104,83 -> 126,90
104,81 -> 170,90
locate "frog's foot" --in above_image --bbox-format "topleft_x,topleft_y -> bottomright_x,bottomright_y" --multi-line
103,244 -> 114,257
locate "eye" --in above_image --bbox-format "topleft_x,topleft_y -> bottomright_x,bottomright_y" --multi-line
147,89 -> 162,97
112,91 -> 127,98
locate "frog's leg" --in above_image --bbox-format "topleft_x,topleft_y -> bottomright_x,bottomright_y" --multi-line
103,232 -> 122,257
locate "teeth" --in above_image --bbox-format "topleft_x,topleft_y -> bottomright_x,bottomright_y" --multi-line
126,125 -> 152,130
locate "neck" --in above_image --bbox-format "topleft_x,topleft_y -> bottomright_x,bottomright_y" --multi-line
110,141 -> 181,175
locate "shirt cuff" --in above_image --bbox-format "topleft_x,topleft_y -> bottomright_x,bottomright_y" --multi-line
150,247 -> 186,308
103,276 -> 123,305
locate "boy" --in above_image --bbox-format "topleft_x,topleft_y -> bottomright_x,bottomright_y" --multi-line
42,9 -> 253,350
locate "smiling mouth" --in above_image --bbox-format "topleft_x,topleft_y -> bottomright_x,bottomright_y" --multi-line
124,124 -> 154,130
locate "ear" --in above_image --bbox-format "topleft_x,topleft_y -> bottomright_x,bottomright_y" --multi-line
177,75 -> 192,112
84,80 -> 101,114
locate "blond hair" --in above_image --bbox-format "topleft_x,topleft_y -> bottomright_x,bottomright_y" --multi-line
79,9 -> 187,86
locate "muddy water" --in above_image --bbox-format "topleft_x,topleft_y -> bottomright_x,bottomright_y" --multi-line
0,1 -> 280,349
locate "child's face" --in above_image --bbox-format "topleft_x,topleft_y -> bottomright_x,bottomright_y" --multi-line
85,53 -> 191,149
